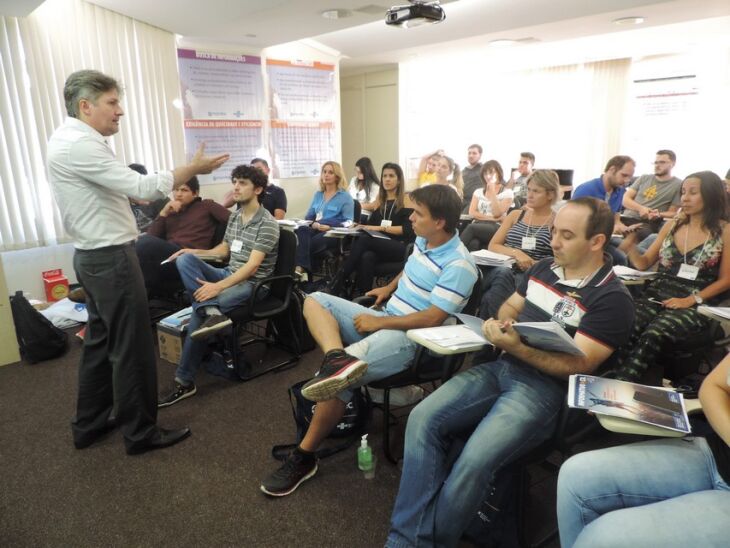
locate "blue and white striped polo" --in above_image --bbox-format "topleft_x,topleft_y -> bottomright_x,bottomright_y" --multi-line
386,234 -> 478,316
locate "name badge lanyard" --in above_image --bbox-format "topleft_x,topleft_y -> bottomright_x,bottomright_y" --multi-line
678,226 -> 710,281
380,200 -> 396,228
523,211 -> 552,250
316,194 -> 332,221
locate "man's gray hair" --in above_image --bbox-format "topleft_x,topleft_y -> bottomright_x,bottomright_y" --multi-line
63,70 -> 121,118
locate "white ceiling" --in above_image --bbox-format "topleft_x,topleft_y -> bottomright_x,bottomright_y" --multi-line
7,0 -> 730,70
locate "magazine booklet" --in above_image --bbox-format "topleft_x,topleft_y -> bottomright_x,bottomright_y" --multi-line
453,315 -> 584,355
568,374 -> 691,434
512,322 -> 584,356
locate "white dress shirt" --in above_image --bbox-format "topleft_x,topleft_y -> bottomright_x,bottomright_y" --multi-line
46,117 -> 174,249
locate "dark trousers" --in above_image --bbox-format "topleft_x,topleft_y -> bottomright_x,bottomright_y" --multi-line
460,221 -> 500,252
135,234 -> 182,296
295,226 -> 339,271
341,235 -> 407,292
478,266 -> 524,320
72,243 -> 158,451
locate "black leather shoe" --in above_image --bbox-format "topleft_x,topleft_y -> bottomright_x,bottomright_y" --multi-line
73,418 -> 117,449
126,427 -> 191,455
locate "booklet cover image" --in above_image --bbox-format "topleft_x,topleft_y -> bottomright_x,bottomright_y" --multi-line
569,374 -> 690,434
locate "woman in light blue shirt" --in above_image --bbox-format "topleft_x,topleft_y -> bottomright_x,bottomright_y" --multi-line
296,161 -> 355,277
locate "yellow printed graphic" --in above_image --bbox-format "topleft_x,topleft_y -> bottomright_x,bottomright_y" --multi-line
643,185 -> 657,200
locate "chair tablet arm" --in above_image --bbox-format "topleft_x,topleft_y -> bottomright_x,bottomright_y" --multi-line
595,398 -> 702,438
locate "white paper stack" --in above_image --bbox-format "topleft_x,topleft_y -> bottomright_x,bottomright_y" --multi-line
612,265 -> 658,281
470,249 -> 515,267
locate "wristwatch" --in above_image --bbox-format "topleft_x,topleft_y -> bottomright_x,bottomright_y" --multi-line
692,289 -> 703,305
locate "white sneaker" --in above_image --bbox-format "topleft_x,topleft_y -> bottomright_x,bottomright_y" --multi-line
368,385 -> 424,407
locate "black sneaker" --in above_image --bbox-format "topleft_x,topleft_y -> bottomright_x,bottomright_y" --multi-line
300,350 -> 368,402
190,314 -> 232,341
260,450 -> 318,497
158,382 -> 197,408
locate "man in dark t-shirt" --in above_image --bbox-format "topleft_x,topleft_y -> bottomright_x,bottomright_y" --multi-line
220,158 -> 287,219
461,144 -> 483,212
387,198 -> 635,548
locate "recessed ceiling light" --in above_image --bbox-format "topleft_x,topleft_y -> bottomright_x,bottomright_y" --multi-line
613,16 -> 645,25
321,9 -> 353,19
488,39 -> 518,48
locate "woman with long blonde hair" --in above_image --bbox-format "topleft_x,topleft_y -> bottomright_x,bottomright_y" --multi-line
295,161 -> 354,278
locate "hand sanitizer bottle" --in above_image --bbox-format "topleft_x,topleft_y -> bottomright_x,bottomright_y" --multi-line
357,434 -> 375,479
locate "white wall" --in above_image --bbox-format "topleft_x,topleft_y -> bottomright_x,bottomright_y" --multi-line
1,243 -> 76,298
340,68 -> 399,181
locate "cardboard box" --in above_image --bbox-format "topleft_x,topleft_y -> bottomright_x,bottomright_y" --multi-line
156,307 -> 193,364
42,269 -> 69,302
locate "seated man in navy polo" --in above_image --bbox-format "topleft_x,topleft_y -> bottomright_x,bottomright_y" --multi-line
572,155 -> 636,266
221,158 -> 286,219
386,198 -> 635,547
260,185 -> 478,497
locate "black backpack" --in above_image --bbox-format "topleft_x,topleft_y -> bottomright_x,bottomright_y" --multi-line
270,287 -> 315,355
272,378 -> 370,460
462,466 -> 520,548
9,291 -> 68,363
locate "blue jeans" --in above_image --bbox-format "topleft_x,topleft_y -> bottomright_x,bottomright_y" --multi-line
174,253 -> 259,384
607,237 -> 627,267
307,292 -> 418,402
295,226 -> 339,272
387,358 -> 565,548
557,437 -> 730,548
638,232 -> 658,253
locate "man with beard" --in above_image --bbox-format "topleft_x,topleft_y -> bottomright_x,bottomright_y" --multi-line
620,149 -> 682,243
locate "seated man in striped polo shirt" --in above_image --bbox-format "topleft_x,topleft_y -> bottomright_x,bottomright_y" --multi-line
158,165 -> 279,407
260,185 -> 479,497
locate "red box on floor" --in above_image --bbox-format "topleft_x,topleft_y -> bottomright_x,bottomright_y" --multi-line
42,269 -> 69,302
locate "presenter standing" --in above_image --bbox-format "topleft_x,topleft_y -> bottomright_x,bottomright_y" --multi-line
47,70 -> 229,454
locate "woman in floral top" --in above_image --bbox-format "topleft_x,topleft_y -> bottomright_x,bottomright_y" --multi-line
614,171 -> 730,381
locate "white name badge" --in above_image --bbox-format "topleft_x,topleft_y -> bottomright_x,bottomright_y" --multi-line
315,212 -> 323,221
677,263 -> 699,280
513,185 -> 522,195
522,236 -> 537,250
380,220 -> 393,228
230,239 -> 243,253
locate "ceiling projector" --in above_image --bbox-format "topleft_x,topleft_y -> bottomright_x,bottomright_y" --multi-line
386,1 -> 446,28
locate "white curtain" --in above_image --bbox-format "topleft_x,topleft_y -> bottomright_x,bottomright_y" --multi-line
399,55 -> 631,185
0,0 -> 184,251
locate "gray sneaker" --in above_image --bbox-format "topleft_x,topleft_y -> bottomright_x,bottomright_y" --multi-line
300,350 -> 368,402
260,450 -> 318,497
158,382 -> 197,408
190,315 -> 232,341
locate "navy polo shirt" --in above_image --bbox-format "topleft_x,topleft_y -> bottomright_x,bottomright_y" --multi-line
511,257 -> 635,374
